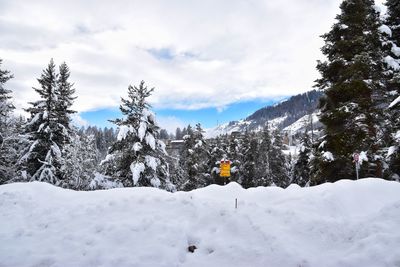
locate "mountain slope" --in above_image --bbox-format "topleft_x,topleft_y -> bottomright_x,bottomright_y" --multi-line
206,90 -> 323,137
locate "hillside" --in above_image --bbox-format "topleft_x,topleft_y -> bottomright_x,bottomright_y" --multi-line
1,179 -> 400,267
206,90 -> 323,137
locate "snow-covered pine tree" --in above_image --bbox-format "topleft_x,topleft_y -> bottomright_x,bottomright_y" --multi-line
19,59 -> 77,186
64,133 -> 99,190
180,123 -> 210,190
0,58 -> 14,137
315,0 -> 386,182
292,133 -> 312,187
270,130 -> 290,187
255,126 -> 273,186
101,81 -> 174,191
19,59 -> 63,184
382,0 -> 400,179
56,62 -> 76,133
208,135 -> 228,185
241,130 -> 258,188
227,134 -> 242,183
0,59 -> 16,184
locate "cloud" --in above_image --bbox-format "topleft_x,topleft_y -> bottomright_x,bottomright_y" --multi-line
156,116 -> 186,134
71,113 -> 89,128
0,0 -> 362,113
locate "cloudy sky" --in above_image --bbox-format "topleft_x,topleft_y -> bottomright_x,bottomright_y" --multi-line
0,0 -> 385,132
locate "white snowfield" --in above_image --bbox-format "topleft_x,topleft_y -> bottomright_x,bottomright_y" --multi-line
1,179 -> 400,267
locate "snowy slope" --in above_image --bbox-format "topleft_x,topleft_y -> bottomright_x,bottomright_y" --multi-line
283,112 -> 320,134
1,179 -> 400,267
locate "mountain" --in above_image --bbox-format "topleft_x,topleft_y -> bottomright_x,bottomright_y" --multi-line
206,90 -> 324,137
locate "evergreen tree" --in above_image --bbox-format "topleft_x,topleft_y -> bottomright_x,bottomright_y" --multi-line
0,58 -> 14,138
383,0 -> 400,179
292,133 -> 312,186
0,59 -> 15,183
101,81 -> 174,191
227,134 -> 242,183
175,127 -> 182,140
180,123 -> 210,190
315,0 -> 385,182
208,135 -> 228,185
56,62 -> 76,133
255,126 -> 273,186
64,133 -> 98,190
241,131 -> 258,188
19,59 -> 77,186
270,130 -> 290,187
19,59 -> 62,184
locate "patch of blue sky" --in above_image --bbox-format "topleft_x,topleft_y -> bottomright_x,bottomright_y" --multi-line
79,98 -> 286,129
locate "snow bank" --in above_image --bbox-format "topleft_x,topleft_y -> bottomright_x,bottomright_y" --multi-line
1,179 -> 400,267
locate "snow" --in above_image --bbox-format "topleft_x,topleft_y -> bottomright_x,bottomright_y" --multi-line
117,125 -> 133,141
389,95 -> 400,109
145,155 -> 159,171
322,151 -> 334,161
145,133 -> 156,150
378,25 -> 392,36
130,162 -> 145,185
392,45 -> 400,57
1,179 -> 400,267
359,151 -> 368,165
395,130 -> 400,142
384,55 -> 400,70
89,172 -> 123,189
319,140 -> 327,149
138,121 -> 147,141
132,142 -> 143,152
387,146 -> 397,158
100,154 -> 114,165
283,112 -> 319,133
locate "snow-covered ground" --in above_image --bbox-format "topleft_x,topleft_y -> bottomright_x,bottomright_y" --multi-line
1,179 -> 400,267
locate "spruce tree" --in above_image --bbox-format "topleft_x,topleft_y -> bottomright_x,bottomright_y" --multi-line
241,131 -> 258,188
208,135 -> 228,185
102,81 -> 175,191
383,0 -> 400,179
315,0 -> 385,182
20,59 -> 62,184
0,59 -> 15,183
292,133 -> 312,186
270,130 -> 290,187
19,59 -> 77,186
227,134 -> 242,183
180,123 -> 210,190
0,58 -> 14,137
56,62 -> 76,133
255,126 -> 273,186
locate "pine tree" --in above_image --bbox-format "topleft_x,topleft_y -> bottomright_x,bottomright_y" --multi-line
56,62 -> 76,133
255,126 -> 273,186
102,81 -> 175,191
270,130 -> 290,187
64,133 -> 98,190
19,59 -> 77,186
383,0 -> 400,179
315,0 -> 386,182
292,133 -> 312,186
241,131 -> 258,188
0,59 -> 15,184
227,134 -> 242,183
0,58 -> 14,137
208,135 -> 229,185
180,123 -> 210,190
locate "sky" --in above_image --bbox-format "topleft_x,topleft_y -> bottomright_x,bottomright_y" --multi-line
0,0 -> 385,133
